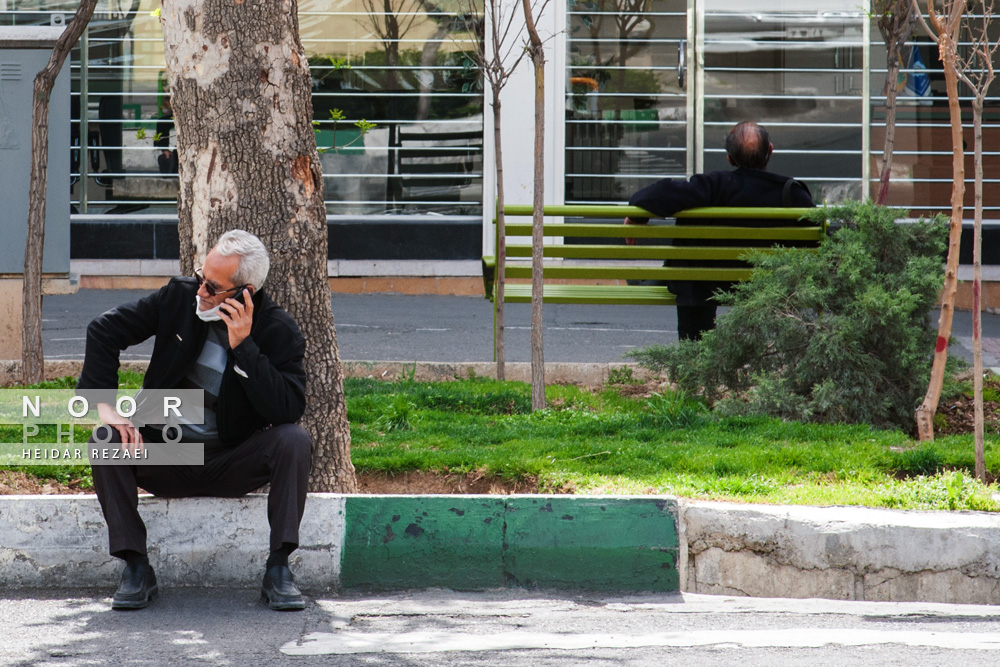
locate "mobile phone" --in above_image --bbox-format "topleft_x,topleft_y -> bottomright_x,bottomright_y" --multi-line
231,286 -> 253,306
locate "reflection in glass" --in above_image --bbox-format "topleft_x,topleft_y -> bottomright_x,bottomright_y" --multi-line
702,3 -> 864,204
566,0 -> 688,203
302,0 -> 484,214
3,0 -> 485,216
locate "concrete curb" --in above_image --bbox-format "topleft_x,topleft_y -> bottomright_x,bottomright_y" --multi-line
0,494 -> 679,593
0,495 -> 345,589
4,493 -> 1000,605
341,496 -> 679,592
682,501 -> 1000,605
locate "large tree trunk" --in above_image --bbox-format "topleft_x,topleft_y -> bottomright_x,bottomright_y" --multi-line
915,30 -> 965,441
521,0 -> 545,410
161,0 -> 357,492
22,0 -> 99,384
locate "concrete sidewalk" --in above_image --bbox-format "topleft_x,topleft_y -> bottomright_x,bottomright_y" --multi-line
7,589 -> 1000,666
4,493 -> 1000,606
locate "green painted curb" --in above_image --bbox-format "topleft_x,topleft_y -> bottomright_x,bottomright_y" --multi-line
341,496 -> 680,592
504,497 -> 679,592
341,496 -> 507,590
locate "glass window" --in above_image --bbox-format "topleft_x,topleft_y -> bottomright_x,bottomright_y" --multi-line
702,2 -> 865,204
868,8 -> 1000,217
566,0 -> 689,204
303,0 -> 484,215
2,0 -> 485,216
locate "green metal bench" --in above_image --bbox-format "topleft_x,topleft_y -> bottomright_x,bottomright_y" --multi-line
482,204 -> 825,309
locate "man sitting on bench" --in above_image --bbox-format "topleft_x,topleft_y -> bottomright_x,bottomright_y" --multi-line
624,121 -> 815,341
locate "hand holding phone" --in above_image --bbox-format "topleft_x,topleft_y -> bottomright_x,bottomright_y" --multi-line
219,286 -> 254,349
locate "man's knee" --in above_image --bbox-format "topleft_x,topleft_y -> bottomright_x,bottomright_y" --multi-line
90,424 -> 122,445
271,424 -> 311,461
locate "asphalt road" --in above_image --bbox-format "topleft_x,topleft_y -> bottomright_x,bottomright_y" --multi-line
4,589 -> 1000,666
40,290 -> 1000,366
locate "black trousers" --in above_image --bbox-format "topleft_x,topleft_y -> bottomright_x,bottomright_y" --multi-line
91,424 -> 311,559
677,305 -> 718,341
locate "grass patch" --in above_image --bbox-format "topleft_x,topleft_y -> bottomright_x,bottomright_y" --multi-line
2,373 -> 998,511
346,377 -> 1000,510
0,372 -> 142,490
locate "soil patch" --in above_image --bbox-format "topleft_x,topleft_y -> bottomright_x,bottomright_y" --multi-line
934,396 -> 1000,437
355,470 -> 538,494
0,470 -> 90,495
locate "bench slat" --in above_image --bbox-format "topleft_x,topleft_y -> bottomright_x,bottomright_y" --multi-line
503,223 -> 823,241
502,283 -> 677,305
501,205 -> 814,220
504,244 -> 778,261
504,266 -> 752,281
485,204 -> 827,359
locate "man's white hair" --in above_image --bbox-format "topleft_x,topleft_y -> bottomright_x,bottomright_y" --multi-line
214,230 -> 270,290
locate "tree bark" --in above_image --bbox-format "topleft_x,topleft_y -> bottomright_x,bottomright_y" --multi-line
972,97 -> 985,481
875,51 -> 900,205
161,0 -> 357,491
874,0 -> 916,205
493,91 -> 507,380
472,0 -> 533,382
22,0 -> 99,385
946,0 -> 997,479
521,0 -> 546,410
915,27 -> 965,441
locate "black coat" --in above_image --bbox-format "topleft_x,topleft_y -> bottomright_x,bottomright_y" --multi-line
77,277 -> 307,445
628,167 -> 816,306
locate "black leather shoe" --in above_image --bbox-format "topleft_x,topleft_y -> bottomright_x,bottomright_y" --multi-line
112,561 -> 158,610
261,565 -> 305,611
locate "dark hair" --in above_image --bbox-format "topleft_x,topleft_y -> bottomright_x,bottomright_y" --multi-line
725,122 -> 771,169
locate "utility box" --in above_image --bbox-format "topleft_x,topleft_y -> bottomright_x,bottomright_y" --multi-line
0,26 -> 70,274
0,26 -> 71,363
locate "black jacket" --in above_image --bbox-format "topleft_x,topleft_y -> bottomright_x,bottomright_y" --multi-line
77,277 -> 307,445
628,167 -> 816,305
629,166 -> 814,216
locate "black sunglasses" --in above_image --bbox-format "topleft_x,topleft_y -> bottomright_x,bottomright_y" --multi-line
195,267 -> 247,298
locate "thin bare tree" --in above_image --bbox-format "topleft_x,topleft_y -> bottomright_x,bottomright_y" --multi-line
521,0 -> 546,410
22,0 -> 99,385
463,0 -> 540,380
872,0 -> 919,204
955,0 -> 997,481
912,0 -> 967,441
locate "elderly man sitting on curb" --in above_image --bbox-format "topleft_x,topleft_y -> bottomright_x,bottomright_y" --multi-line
79,230 -> 312,611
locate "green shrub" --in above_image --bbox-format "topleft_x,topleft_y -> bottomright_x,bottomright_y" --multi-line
627,200 -> 949,430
